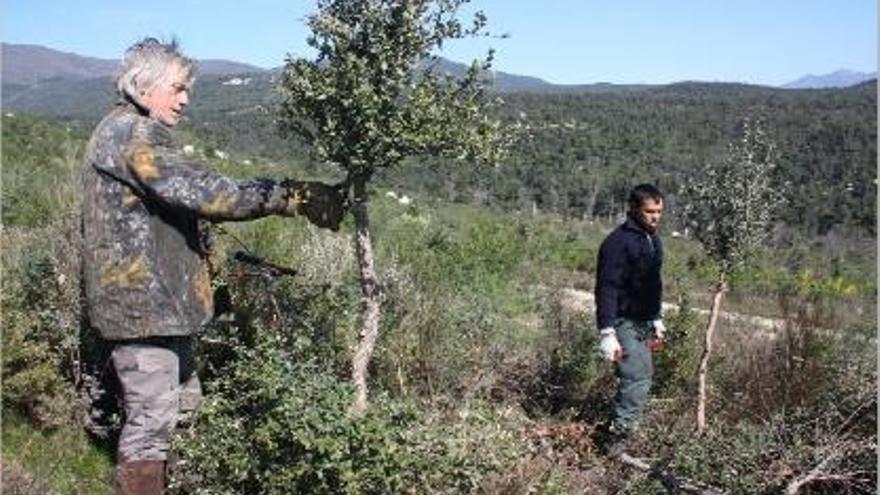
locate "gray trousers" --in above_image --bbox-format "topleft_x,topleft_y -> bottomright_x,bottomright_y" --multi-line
112,337 -> 202,461
611,319 -> 654,434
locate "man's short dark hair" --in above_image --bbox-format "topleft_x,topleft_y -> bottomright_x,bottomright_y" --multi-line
628,183 -> 664,211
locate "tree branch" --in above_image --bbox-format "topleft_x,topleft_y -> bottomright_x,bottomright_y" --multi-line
784,450 -> 842,495
784,440 -> 876,495
618,453 -> 727,495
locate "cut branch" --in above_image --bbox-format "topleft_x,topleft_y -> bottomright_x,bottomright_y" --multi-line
697,273 -> 726,433
618,453 -> 727,495
784,450 -> 842,495
784,440 -> 877,495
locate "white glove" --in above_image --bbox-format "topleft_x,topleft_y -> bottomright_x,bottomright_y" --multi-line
652,319 -> 666,340
599,327 -> 622,362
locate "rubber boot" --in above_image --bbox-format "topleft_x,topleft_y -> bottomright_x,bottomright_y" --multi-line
115,460 -> 166,495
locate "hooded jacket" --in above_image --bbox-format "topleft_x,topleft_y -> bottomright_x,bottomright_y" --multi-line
594,217 -> 663,330
81,103 -> 289,340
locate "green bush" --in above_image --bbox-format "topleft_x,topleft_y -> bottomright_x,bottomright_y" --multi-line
2,223 -> 81,428
662,421 -> 775,494
2,115 -> 84,228
641,401 -> 876,495
179,214 -> 532,493
638,291 -> 877,495
517,284 -> 609,419
651,290 -> 703,399
173,330 -> 524,495
1,115 -> 86,427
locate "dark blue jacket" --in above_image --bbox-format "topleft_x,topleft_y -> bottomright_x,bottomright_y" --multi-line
595,217 -> 663,329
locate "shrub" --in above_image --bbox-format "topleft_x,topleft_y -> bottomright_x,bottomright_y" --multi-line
660,421 -> 776,494
518,283 -> 609,419
711,290 -> 875,425
2,222 -> 82,428
172,330 -> 524,495
2,115 -> 83,228
639,291 -> 877,495
1,115 -> 88,428
179,217 -> 532,494
641,403 -> 876,495
651,290 -> 703,399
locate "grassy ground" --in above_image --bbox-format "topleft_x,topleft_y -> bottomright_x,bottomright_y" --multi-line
2,412 -> 114,494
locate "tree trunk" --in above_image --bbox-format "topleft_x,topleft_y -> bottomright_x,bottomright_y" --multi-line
349,175 -> 381,416
697,272 -> 727,433
583,176 -> 601,220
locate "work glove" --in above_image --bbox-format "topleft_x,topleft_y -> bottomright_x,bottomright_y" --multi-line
652,319 -> 666,340
598,327 -> 623,362
649,319 -> 666,352
281,180 -> 348,231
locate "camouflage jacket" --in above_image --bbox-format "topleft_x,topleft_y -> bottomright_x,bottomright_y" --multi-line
81,103 -> 289,340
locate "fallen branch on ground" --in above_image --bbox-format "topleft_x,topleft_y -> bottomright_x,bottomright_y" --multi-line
618,453 -> 727,495
784,440 -> 876,495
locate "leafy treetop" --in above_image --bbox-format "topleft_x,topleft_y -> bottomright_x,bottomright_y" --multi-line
277,0 -> 511,180
683,116 -> 786,274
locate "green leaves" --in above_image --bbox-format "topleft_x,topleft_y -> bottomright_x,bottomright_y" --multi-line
683,116 -> 785,274
172,330 -> 520,494
277,0 -> 510,174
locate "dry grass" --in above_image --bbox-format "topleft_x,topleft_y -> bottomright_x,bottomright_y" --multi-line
0,461 -> 57,495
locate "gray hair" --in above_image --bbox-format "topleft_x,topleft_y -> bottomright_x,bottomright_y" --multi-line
115,37 -> 195,105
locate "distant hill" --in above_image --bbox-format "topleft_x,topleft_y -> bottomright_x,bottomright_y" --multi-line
3,43 -> 875,120
429,57 -> 652,94
781,69 -> 875,89
3,43 -> 655,97
6,63 -> 874,125
2,44 -> 118,85
7,42 -> 877,96
1,43 -> 264,85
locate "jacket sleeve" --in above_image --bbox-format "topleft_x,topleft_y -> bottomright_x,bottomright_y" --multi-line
121,119 -> 288,221
595,235 -> 626,330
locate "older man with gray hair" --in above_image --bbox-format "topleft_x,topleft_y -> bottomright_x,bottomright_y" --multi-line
81,37 -> 346,494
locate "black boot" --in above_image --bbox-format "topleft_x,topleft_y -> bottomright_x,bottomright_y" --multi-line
598,423 -> 630,458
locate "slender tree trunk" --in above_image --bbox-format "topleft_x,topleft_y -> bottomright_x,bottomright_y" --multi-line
584,176 -> 601,220
349,175 -> 381,416
697,272 -> 727,433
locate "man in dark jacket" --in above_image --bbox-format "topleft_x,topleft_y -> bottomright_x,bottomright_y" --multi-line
594,183 -> 666,456
81,38 -> 346,494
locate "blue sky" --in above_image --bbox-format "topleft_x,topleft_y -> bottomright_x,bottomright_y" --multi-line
4,0 -> 876,86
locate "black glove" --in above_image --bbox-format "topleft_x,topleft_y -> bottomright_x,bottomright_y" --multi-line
281,180 -> 348,231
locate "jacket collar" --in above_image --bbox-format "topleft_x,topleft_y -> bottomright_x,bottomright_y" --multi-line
623,215 -> 655,238
623,216 -> 645,233
115,95 -> 150,118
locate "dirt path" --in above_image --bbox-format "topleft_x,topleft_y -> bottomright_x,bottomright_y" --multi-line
557,287 -> 786,332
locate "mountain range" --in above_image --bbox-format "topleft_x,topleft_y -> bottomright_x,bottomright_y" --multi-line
781,69 -> 876,89
2,43 -> 263,85
2,43 -> 874,92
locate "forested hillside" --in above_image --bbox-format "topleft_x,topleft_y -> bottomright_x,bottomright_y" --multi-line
4,72 -> 875,238
485,81 -> 877,235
